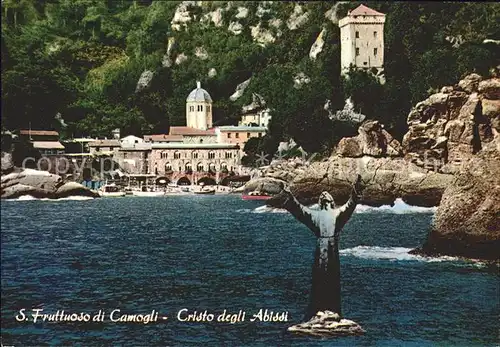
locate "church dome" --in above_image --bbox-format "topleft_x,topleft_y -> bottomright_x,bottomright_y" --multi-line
186,81 -> 212,102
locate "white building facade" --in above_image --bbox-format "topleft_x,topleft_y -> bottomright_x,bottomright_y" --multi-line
339,4 -> 386,77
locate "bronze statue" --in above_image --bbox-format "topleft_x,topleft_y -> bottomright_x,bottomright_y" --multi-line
281,175 -> 363,319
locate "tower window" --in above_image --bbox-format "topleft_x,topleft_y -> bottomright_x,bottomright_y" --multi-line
374,48 -> 378,56
207,105 -> 210,112
355,31 -> 359,38
356,48 -> 360,56
374,31 -> 377,38
197,105 -> 203,112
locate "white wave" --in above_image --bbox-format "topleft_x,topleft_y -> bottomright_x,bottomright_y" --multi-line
16,195 -> 38,201
252,205 -> 288,214
239,198 -> 436,215
354,199 -> 436,214
339,246 -> 461,263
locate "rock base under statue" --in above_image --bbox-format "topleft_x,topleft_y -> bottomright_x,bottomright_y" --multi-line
287,311 -> 365,337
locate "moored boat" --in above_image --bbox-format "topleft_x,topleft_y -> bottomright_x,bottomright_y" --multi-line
132,190 -> 165,197
194,187 -> 216,195
242,191 -> 272,200
98,183 -> 126,197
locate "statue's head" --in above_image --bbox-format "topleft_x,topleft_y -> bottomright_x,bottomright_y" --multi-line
319,191 -> 335,210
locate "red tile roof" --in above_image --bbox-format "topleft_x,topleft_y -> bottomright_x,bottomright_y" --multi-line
20,130 -> 59,136
169,126 -> 216,136
349,4 -> 385,16
144,134 -> 184,142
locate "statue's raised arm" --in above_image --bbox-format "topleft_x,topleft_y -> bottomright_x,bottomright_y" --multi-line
281,185 -> 321,237
336,175 -> 363,231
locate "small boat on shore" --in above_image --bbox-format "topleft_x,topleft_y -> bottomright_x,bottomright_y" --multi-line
194,187 -> 216,195
98,183 -> 126,197
132,190 -> 165,197
242,191 -> 272,200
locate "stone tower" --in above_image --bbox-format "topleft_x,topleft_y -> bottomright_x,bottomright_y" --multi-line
339,4 -> 386,77
186,81 -> 213,130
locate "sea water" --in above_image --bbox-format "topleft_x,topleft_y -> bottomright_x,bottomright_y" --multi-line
1,196 -> 498,346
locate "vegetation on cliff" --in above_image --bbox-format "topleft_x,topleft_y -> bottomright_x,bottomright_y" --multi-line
2,1 -> 499,155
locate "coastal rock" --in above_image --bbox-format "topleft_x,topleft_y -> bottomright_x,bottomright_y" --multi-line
1,152 -> 14,174
402,75 -> 499,173
1,169 -> 98,199
56,182 -> 99,199
288,311 -> 364,336
250,155 -> 453,208
478,78 -> 500,99
337,120 -> 402,158
412,148 -> 500,260
243,177 -> 286,195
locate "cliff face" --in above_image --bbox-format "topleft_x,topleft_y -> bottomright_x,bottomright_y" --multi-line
402,75 -> 499,174
412,145 -> 499,260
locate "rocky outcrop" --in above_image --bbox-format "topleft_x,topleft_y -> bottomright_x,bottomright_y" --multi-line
230,78 -> 251,101
402,74 -> 499,174
411,146 -> 499,260
247,155 -> 453,208
162,37 -> 176,68
337,120 -> 402,157
288,311 -> 364,336
135,70 -> 154,93
1,152 -> 14,175
309,28 -> 326,60
1,169 -> 98,199
287,4 -> 309,30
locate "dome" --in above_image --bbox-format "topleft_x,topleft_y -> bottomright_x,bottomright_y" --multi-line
186,81 -> 212,102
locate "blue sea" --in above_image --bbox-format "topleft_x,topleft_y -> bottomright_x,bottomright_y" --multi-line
1,196 -> 498,346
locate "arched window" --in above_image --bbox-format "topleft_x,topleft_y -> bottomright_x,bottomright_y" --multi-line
207,105 -> 211,112
208,151 -> 215,159
161,151 -> 168,159
225,152 -> 233,159
185,163 -> 192,174
165,163 -> 172,172
174,151 -> 181,159
197,163 -> 204,172
192,152 -> 198,159
221,163 -> 228,173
